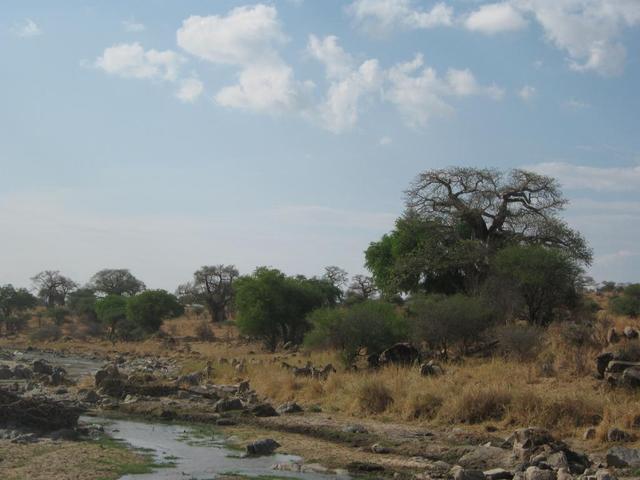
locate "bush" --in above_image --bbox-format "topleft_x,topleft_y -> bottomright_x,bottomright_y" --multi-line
444,385 -> 512,423
305,300 -> 407,364
408,294 -> 494,354
46,307 -> 70,326
95,295 -> 127,340
126,290 -> 183,334
30,324 -> 61,342
610,284 -> 640,317
403,392 -> 443,419
356,378 -> 394,414
495,324 -> 544,362
195,321 -> 215,341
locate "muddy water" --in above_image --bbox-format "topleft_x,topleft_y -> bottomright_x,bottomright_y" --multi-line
88,416 -> 347,480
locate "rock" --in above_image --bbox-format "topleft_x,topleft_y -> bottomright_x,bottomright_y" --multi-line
246,438 -> 280,456
346,462 -> 384,473
606,446 -> 640,467
606,428 -> 632,442
623,326 -> 638,339
547,451 -> 569,469
11,364 -> 32,379
459,445 -> 516,471
605,360 -> 640,374
342,424 -> 368,434
451,466 -> 485,480
32,359 -> 54,375
583,427 -> 597,440
371,443 -> 391,454
48,369 -> 66,386
216,418 -> 237,426
420,360 -> 444,376
95,365 -> 124,398
596,353 -> 615,378
250,403 -> 279,417
237,380 -> 250,394
50,428 -> 79,441
524,466 -> 555,480
214,397 -> 244,412
607,328 -> 620,345
484,468 -> 514,480
0,366 -> 12,379
595,469 -> 617,480
620,367 -> 640,388
80,390 -> 100,404
378,343 -> 420,366
122,394 -> 138,404
556,467 -> 573,480
277,401 -> 303,414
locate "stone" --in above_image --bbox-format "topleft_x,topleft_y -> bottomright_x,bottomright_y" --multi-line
524,466 -> 555,480
214,397 -> 244,412
605,361 -> 640,374
451,466 -> 485,480
342,424 -> 368,434
80,390 -> 100,403
251,403 -> 279,417
371,443 -> 391,454
32,359 -> 54,375
378,343 -> 420,366
547,451 -> 569,469
216,418 -> 237,426
11,364 -> 32,379
277,401 -> 303,414
583,427 -> 596,440
246,438 -> 280,456
623,326 -> 638,339
48,369 -> 66,386
596,353 -> 615,378
0,366 -> 12,379
605,446 -> 640,468
420,361 -> 444,376
607,328 -> 620,345
606,428 -> 632,442
556,467 -> 573,480
620,367 -> 640,388
459,445 -> 516,471
595,470 -> 617,480
484,468 -> 514,480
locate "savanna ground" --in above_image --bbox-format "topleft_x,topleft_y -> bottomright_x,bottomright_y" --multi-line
2,293 -> 640,479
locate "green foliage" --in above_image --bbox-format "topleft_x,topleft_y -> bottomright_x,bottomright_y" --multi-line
0,284 -> 37,335
305,300 -> 407,364
492,245 -> 582,325
46,306 -> 70,326
177,265 -> 239,322
407,294 -> 494,353
609,284 -> 640,317
126,290 -> 183,334
67,288 -> 98,321
235,267 -> 328,351
90,268 -> 145,296
95,295 -> 128,340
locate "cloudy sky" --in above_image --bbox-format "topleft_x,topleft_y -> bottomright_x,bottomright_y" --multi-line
1,0 -> 639,289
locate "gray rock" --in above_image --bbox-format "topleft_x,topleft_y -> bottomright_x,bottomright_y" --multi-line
605,446 -> 640,467
583,427 -> 596,440
370,443 -> 390,454
484,468 -> 514,480
0,365 -> 13,379
547,451 -> 569,469
595,469 -> 617,480
215,397 -> 244,412
451,465 -> 485,480
342,424 -> 368,434
606,428 -> 632,442
32,359 -> 54,375
277,401 -> 303,414
623,326 -> 638,339
556,468 -> 573,480
246,438 -> 280,456
620,367 -> 640,388
524,466 -> 555,480
250,403 -> 279,417
459,445 -> 516,471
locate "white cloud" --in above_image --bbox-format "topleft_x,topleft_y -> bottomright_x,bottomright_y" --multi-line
379,136 -> 393,146
307,35 -> 354,79
465,2 -> 527,34
385,54 -> 503,127
176,5 -> 286,66
347,0 -> 453,34
122,19 -> 146,33
178,5 -> 309,115
563,98 -> 590,109
176,77 -> 204,103
530,162 -> 640,191
95,43 -> 183,81
12,18 -> 42,38
518,84 -> 536,101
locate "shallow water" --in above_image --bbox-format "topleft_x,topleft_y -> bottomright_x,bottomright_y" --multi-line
87,416 -> 348,480
10,349 -> 105,380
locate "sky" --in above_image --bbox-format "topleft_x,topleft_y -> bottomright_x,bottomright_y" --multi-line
0,0 -> 639,290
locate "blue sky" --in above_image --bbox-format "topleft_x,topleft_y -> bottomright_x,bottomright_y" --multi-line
1,0 -> 639,289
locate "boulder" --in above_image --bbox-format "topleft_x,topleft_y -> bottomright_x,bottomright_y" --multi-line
95,365 -> 124,397
214,397 -> 244,413
606,428 -> 632,442
11,364 -> 32,379
277,401 -> 303,414
547,451 -> 569,469
459,445 -> 516,471
370,443 -> 390,454
623,326 -> 638,339
583,427 -> 596,440
524,466 -> 555,480
451,466 -> 485,480
32,359 -> 54,375
595,469 -> 617,480
80,390 -> 100,404
484,468 -> 514,480
605,360 -> 640,374
0,366 -> 12,379
596,353 -> 615,378
420,360 -> 444,376
606,446 -> 640,468
620,367 -> 640,388
556,468 -> 573,480
251,403 -> 279,417
378,343 -> 420,366
246,438 -> 280,456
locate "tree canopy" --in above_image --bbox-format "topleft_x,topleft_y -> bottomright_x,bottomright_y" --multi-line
178,265 -> 239,323
31,270 -> 77,307
89,269 -> 145,296
126,290 -> 183,333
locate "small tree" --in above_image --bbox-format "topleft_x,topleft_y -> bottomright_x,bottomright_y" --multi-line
492,245 -> 582,326
345,275 -> 377,303
31,270 -> 77,307
235,268 -> 327,351
90,269 -> 145,296
305,300 -> 407,364
95,295 -> 127,340
408,294 -> 494,355
610,284 -> 640,317
126,290 -> 184,334
67,288 -> 98,322
178,265 -> 239,323
0,284 -> 37,336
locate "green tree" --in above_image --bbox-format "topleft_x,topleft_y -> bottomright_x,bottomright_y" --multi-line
492,245 -> 582,325
407,294 -> 494,355
90,269 -> 145,296
235,268 -> 327,351
0,285 -> 37,335
609,284 -> 640,317
95,295 -> 128,340
177,265 -> 239,323
67,288 -> 98,322
305,300 -> 407,364
126,290 -> 184,334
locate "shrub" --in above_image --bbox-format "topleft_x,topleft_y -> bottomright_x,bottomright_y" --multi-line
609,284 -> 640,317
408,294 -> 494,355
126,290 -> 183,334
444,385 -> 512,423
356,378 -> 394,414
195,321 -> 215,341
495,324 -> 544,362
305,301 -> 407,364
30,324 -> 61,342
95,295 -> 127,340
403,392 -> 443,419
46,307 -> 70,326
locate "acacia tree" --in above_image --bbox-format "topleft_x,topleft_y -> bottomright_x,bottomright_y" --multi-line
89,269 -> 145,296
323,266 -> 348,289
31,270 -> 77,307
0,285 -> 38,335
178,265 -> 239,323
346,275 -> 377,302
